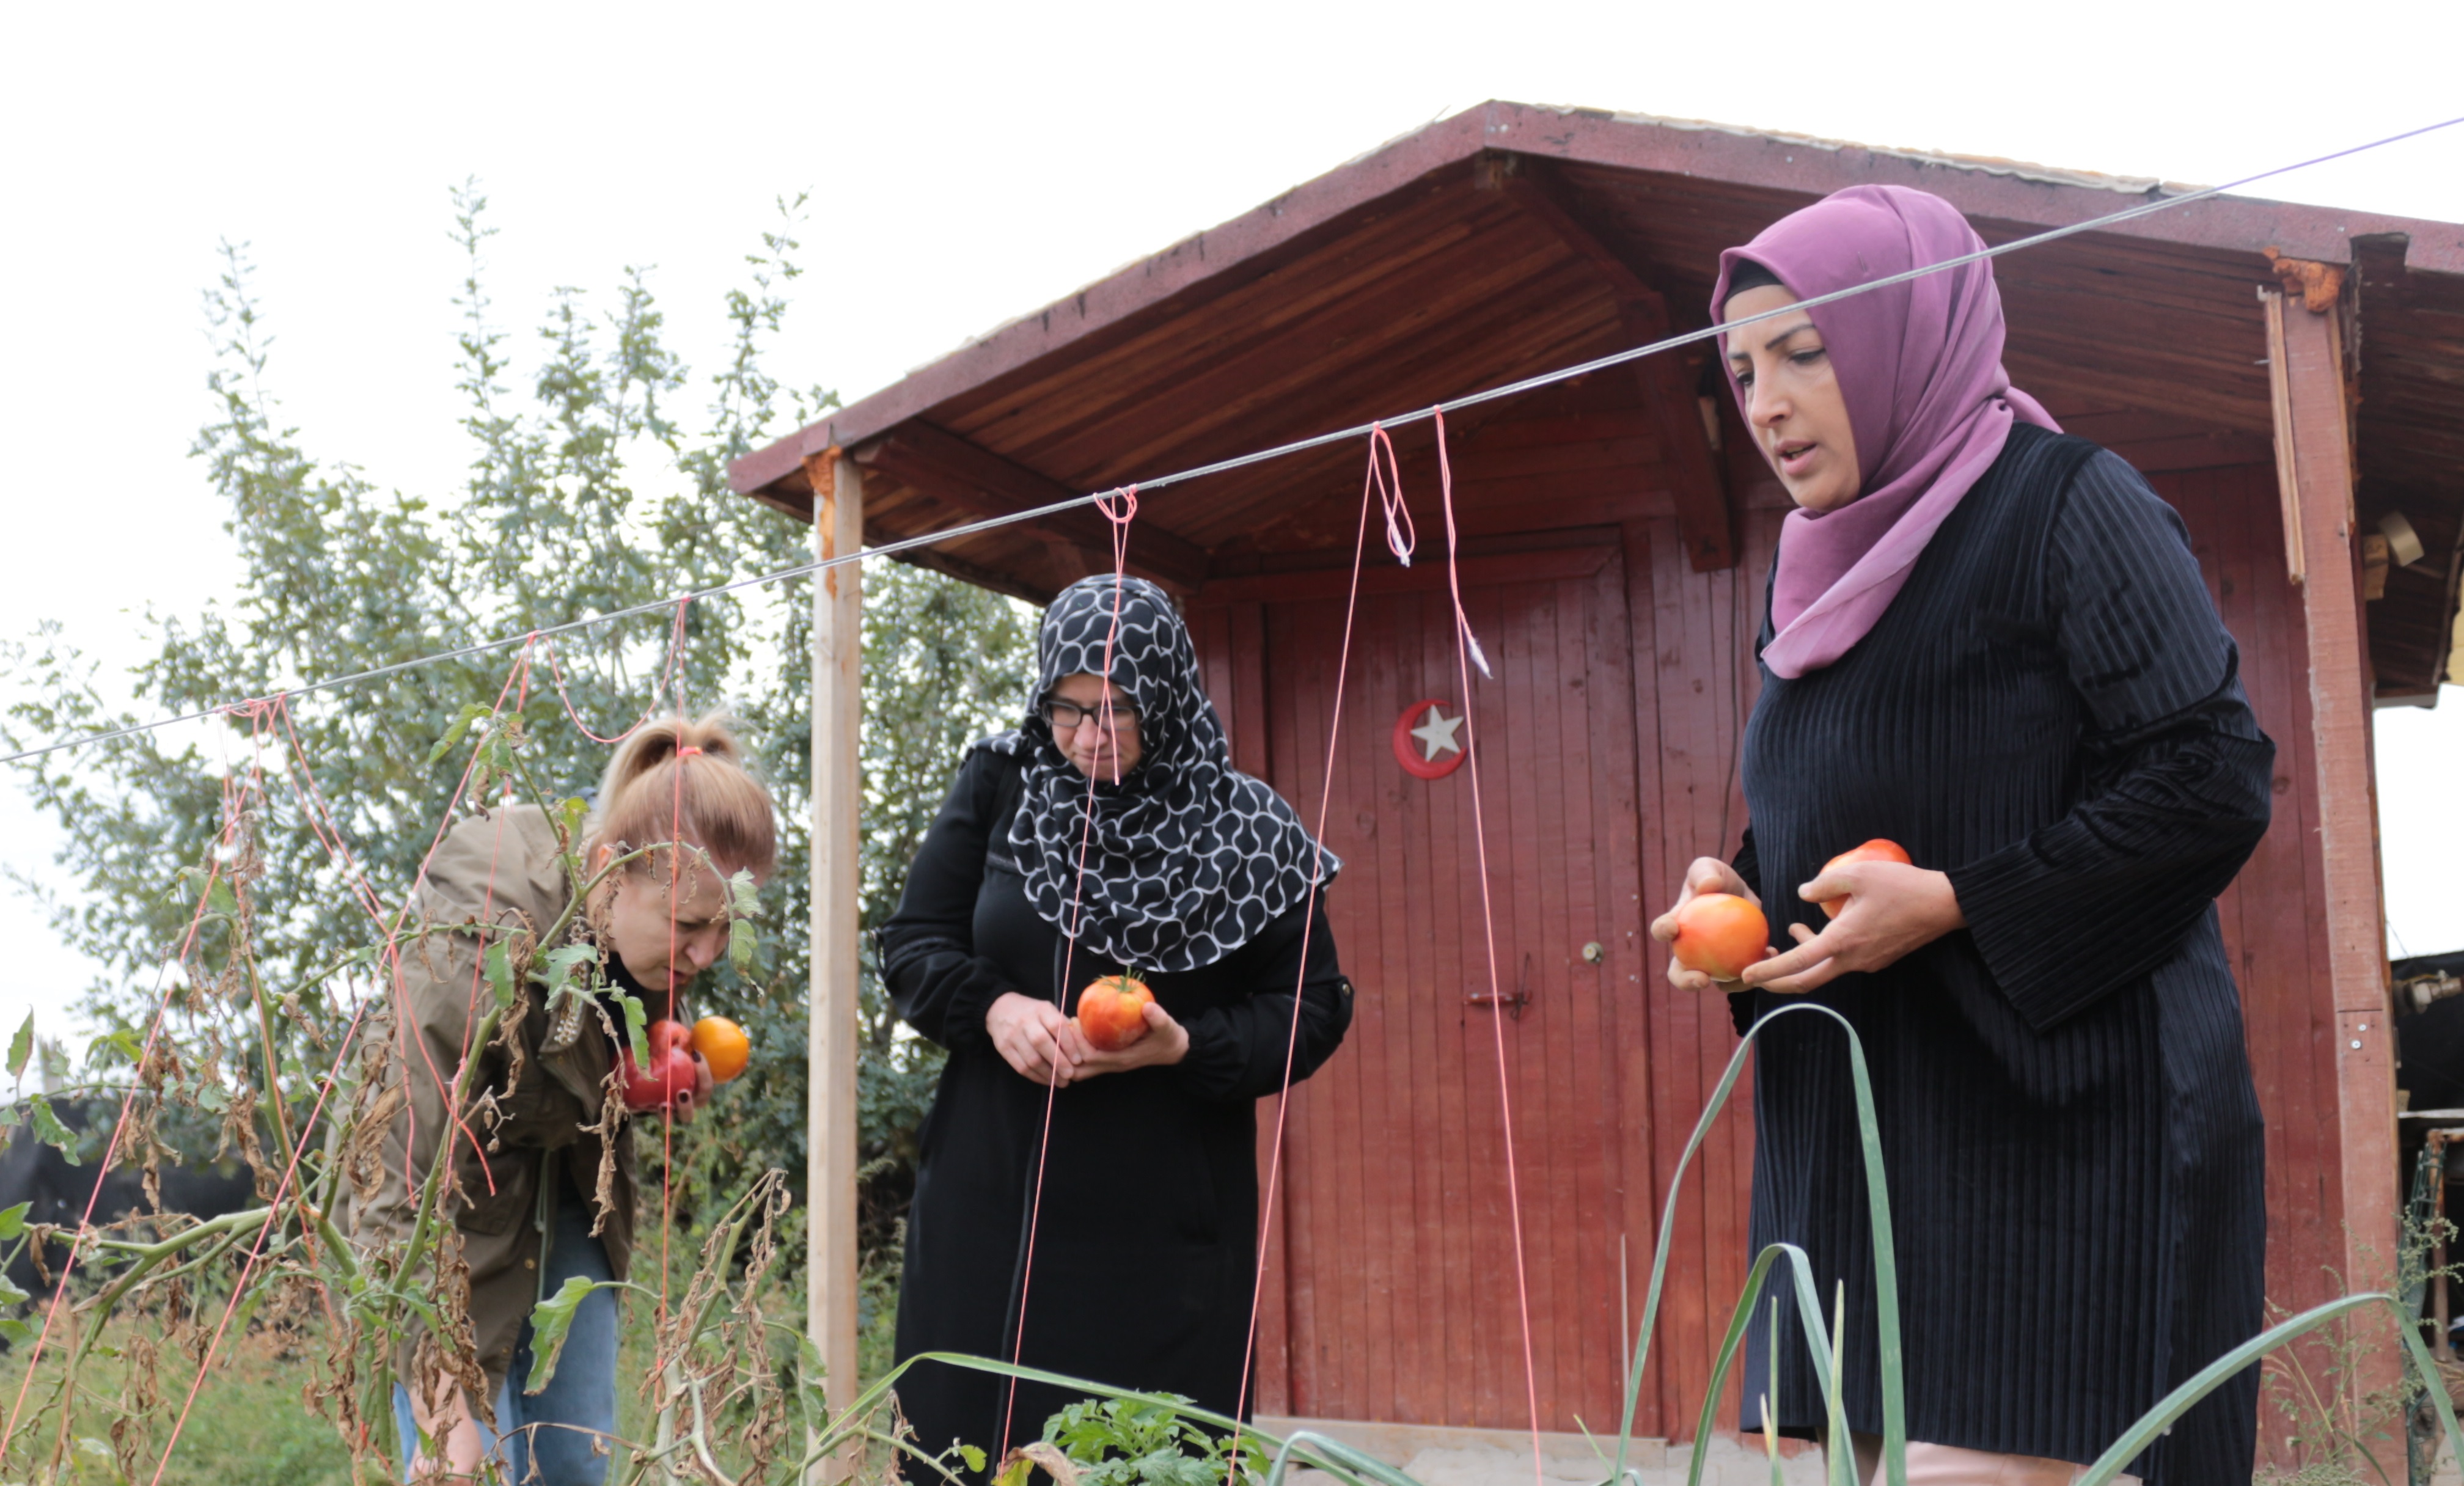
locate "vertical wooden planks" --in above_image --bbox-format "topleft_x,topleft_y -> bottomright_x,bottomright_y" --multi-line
1244,546 -> 1646,1433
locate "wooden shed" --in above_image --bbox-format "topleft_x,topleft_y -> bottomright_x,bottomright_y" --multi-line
730,103 -> 2464,1458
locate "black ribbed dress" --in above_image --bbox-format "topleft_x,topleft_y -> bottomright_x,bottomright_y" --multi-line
1728,425 -> 2274,1483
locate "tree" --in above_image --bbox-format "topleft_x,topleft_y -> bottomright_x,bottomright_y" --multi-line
1,181 -> 1028,1314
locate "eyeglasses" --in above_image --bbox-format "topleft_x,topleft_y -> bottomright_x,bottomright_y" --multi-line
1039,696 -> 1140,733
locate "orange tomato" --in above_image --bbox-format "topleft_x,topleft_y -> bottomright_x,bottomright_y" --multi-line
1076,974 -> 1155,1052
1817,838 -> 1913,918
692,1016 -> 752,1083
1670,893 -> 1771,983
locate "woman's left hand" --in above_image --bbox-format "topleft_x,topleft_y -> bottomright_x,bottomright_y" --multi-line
1738,860 -> 1966,994
1058,1001 -> 1191,1079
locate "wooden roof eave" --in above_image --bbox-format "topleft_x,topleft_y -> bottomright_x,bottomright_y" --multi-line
728,101 -> 2464,511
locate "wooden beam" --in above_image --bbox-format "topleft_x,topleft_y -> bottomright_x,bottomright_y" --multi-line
800,446 -> 864,1484
2262,290 -> 2308,587
1494,168 -> 1736,571
854,421 -> 1209,591
2270,288 -> 2400,1472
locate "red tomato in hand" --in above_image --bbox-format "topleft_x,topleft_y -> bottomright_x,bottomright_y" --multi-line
1670,893 -> 1772,983
622,1019 -> 699,1113
1817,838 -> 1913,918
1076,975 -> 1155,1053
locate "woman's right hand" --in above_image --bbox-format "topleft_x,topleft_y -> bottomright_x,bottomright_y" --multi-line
1648,856 -> 1764,994
986,992 -> 1081,1087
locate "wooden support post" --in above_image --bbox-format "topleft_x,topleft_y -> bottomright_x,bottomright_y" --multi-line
2267,287 -> 2399,1458
802,446 -> 864,1482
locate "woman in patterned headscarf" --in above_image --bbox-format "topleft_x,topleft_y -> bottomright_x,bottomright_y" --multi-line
881,574 -> 1355,1474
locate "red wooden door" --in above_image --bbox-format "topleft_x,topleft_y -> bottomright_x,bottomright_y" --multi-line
1194,540 -> 1655,1433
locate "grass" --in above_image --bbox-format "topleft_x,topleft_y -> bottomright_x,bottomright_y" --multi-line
0,1247 -> 903,1486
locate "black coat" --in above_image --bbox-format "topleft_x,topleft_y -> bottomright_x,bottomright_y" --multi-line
1729,426 -> 2273,1484
882,745 -> 1353,1468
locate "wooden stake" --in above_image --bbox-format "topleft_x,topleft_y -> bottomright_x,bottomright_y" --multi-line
2272,291 -> 2399,1474
2260,288 -> 2306,587
803,446 -> 864,1484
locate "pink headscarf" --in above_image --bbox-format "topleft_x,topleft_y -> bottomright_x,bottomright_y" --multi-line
1712,185 -> 2059,679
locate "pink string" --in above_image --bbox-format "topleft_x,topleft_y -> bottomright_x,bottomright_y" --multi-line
1434,408 -> 1546,1486
144,650 -> 540,1484
1000,487 -> 1137,1455
1225,426 -> 1398,1470
541,600 -> 692,745
0,720 -> 266,1457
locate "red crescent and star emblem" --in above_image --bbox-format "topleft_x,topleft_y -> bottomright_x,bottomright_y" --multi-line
1392,698 -> 1468,780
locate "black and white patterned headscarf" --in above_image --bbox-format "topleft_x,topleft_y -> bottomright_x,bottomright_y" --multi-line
982,575 -> 1339,973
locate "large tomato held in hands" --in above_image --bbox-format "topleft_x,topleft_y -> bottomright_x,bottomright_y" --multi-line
1670,893 -> 1772,983
1817,838 -> 1913,918
622,1019 -> 699,1114
692,1016 -> 750,1083
1076,974 -> 1155,1052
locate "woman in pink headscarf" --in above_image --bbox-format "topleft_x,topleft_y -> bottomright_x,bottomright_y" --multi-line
1649,186 -> 2273,1485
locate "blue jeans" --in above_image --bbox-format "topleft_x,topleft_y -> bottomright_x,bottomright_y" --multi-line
394,1178 -> 620,1485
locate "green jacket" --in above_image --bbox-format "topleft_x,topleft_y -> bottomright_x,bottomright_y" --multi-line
346,803 -> 642,1401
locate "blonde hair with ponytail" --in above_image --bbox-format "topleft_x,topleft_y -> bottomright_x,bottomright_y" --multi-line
588,714 -> 779,880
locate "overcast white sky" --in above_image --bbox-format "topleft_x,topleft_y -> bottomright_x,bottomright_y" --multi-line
3,0 -> 2460,1054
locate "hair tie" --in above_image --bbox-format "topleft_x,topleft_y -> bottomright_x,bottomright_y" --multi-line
676,745 -> 703,758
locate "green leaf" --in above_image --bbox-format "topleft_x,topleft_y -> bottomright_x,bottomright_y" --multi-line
524,1276 -> 600,1394
0,1316 -> 30,1345
614,990 -> 648,1064
6,1012 -> 32,1084
529,945 -> 595,1003
27,1096 -> 78,1166
727,868 -> 760,972
175,865 -> 240,921
483,940 -> 516,1012
427,703 -> 490,767
84,1028 -> 144,1071
958,1446 -> 988,1474
0,1200 -> 31,1241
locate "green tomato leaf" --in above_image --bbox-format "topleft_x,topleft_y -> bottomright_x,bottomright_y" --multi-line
483,940 -> 516,1012
7,1012 -> 32,1085
529,945 -> 596,1005
0,1316 -> 29,1345
523,1275 -> 601,1394
613,990 -> 648,1065
0,1200 -> 30,1242
90,1028 -> 145,1070
958,1446 -> 988,1474
726,869 -> 760,972
28,1096 -> 78,1166
427,703 -> 489,767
